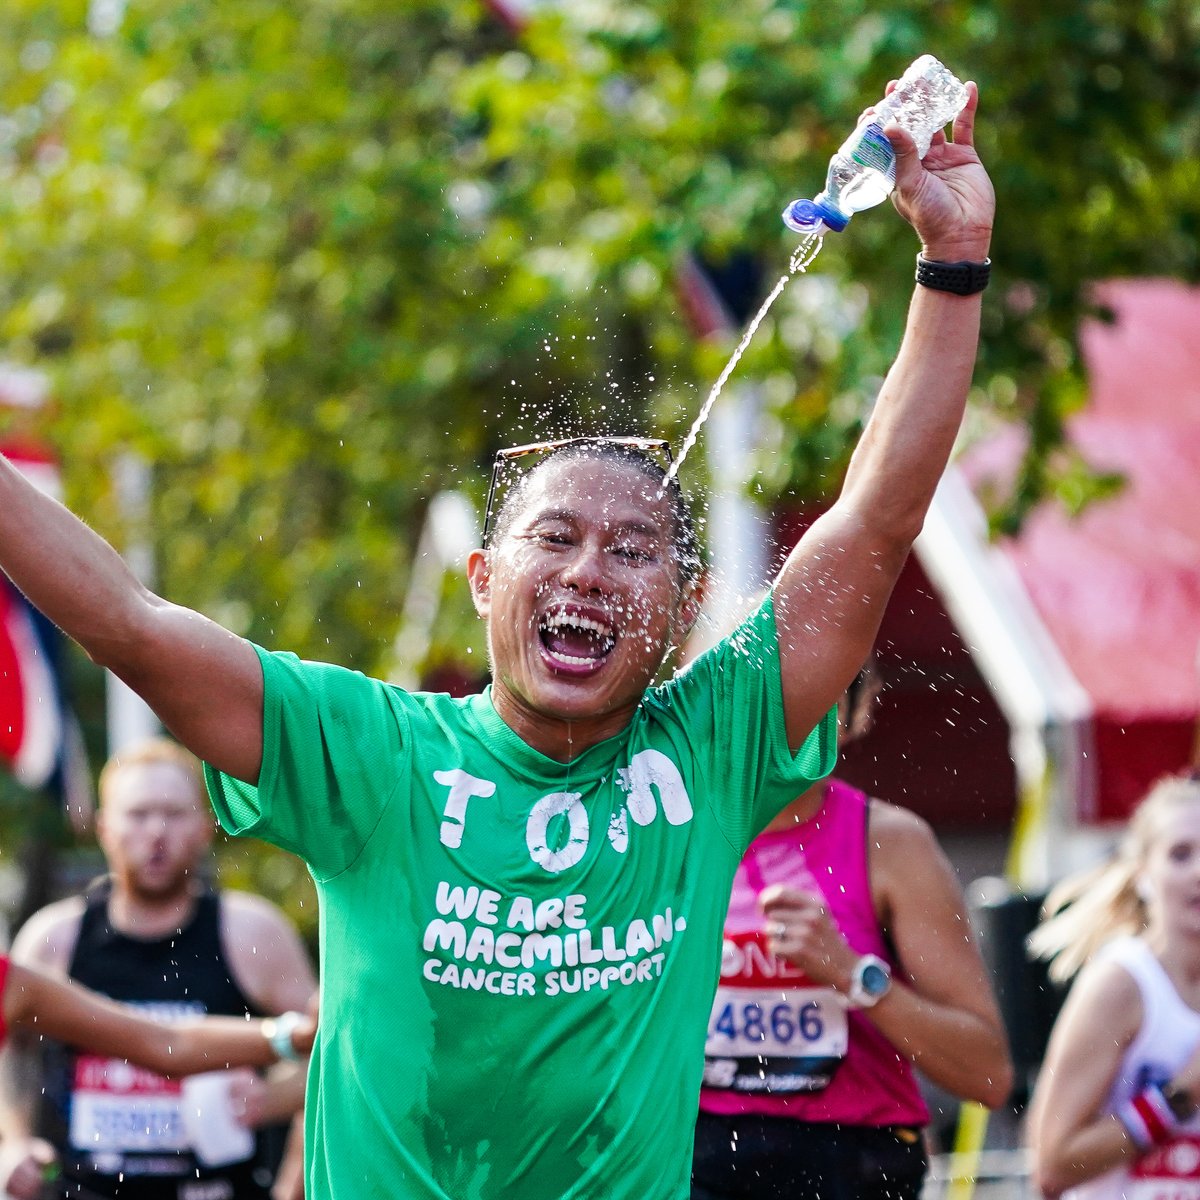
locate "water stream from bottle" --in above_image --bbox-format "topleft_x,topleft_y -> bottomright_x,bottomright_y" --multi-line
663,232 -> 824,487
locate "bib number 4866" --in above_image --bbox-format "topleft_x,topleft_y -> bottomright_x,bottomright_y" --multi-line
712,999 -> 824,1046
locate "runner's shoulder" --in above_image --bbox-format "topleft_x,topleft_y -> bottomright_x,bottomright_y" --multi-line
1056,951 -> 1144,1049
10,896 -> 86,970
866,799 -> 940,857
866,799 -> 960,914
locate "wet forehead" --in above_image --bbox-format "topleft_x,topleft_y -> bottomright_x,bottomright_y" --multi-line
512,456 -> 673,536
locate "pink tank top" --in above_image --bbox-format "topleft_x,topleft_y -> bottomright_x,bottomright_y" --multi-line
699,778 -> 929,1127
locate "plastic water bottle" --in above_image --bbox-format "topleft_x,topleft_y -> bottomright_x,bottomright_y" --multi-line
782,55 -> 968,236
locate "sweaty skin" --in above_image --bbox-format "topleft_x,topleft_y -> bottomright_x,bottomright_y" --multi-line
467,459 -> 701,762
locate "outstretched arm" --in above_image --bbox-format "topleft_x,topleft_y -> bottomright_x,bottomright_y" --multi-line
0,457 -> 263,781
774,83 -> 994,748
2,961 -> 314,1077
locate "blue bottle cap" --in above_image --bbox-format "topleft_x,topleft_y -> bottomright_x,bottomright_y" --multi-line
781,196 -> 849,234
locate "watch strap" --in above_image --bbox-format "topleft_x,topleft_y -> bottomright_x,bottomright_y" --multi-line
263,1010 -> 305,1062
915,253 -> 991,296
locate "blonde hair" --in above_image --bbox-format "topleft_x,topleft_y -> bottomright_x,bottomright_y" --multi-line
99,738 -> 205,808
1029,773 -> 1200,983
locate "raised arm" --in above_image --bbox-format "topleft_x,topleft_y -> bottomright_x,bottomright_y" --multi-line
0,455 -> 263,781
774,83 -> 994,748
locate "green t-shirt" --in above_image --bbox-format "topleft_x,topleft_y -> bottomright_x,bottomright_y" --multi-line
206,596 -> 835,1200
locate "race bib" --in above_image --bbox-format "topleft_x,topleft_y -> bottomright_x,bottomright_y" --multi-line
703,933 -> 848,1094
1128,1135 -> 1200,1200
69,1054 -> 188,1155
68,1000 -> 211,1159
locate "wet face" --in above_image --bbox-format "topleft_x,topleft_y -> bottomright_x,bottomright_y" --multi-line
468,456 -> 699,752
97,761 -> 213,902
1141,800 -> 1200,938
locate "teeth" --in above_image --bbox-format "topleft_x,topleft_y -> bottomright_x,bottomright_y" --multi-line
550,652 -> 598,666
541,612 -> 612,636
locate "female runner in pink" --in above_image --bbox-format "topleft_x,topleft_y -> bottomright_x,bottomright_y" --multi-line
693,669 -> 1012,1199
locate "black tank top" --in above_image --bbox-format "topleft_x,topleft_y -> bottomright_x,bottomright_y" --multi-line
36,881 -> 277,1200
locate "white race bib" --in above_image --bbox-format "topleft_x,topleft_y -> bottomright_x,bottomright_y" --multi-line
703,933 -> 849,1094
69,1055 -> 188,1154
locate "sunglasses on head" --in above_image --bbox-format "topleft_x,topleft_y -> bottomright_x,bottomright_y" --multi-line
480,436 -> 673,548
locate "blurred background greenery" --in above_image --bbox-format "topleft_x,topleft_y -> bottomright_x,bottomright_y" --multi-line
1,0 -> 1198,939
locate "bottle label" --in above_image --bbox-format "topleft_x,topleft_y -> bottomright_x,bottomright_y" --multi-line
848,120 -> 896,180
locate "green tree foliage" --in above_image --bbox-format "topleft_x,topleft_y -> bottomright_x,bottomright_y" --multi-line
4,0 -> 1200,662
458,0 -> 1200,531
0,0 -> 1190,729
0,3 -> 1198,914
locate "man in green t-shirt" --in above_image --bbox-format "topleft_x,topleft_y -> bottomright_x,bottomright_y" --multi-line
0,92 -> 994,1199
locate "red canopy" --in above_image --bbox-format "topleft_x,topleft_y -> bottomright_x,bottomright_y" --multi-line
965,279 -> 1200,820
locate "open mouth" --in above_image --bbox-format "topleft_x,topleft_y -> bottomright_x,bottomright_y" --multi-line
538,608 -> 617,675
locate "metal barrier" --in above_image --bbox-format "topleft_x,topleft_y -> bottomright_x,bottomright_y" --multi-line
924,1150 -> 1035,1200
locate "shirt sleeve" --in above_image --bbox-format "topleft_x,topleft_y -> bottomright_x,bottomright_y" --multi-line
204,645 -> 413,881
659,594 -> 837,851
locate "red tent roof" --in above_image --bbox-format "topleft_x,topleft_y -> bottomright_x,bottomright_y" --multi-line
965,279 -> 1200,819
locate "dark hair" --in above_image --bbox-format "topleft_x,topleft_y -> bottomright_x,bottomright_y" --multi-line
841,656 -> 882,743
489,441 -> 703,587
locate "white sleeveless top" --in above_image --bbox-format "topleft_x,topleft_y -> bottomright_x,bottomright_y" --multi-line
1064,937 -> 1200,1200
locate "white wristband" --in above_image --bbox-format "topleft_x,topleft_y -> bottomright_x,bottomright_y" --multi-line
263,1011 -> 305,1062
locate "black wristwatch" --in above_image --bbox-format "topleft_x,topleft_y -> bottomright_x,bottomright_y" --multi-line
915,253 -> 991,296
